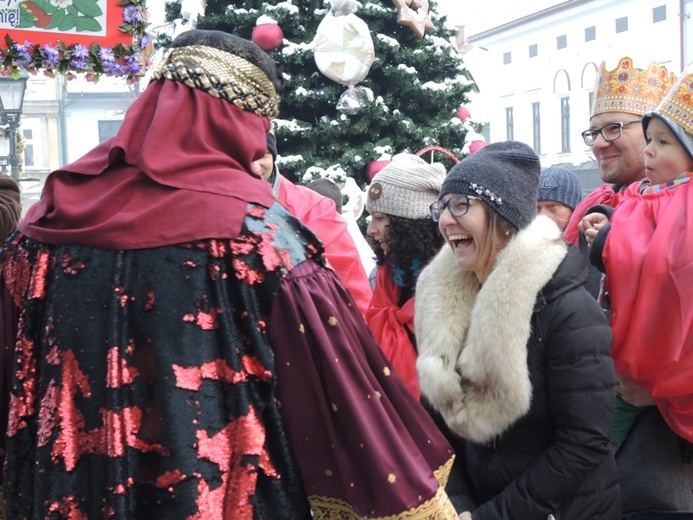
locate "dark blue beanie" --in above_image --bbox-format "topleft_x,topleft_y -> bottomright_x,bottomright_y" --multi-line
537,167 -> 583,210
440,141 -> 541,230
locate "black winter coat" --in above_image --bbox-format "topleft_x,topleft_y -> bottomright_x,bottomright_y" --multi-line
416,216 -> 621,520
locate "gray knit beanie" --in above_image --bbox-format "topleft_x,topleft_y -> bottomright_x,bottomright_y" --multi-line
439,141 -> 541,230
537,167 -> 583,210
366,153 -> 446,219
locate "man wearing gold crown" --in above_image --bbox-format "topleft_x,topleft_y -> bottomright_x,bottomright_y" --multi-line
0,29 -> 459,519
567,57 -> 693,519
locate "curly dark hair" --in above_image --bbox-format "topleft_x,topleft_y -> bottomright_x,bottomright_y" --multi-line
368,215 -> 444,290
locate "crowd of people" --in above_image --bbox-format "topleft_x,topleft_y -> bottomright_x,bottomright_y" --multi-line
0,29 -> 691,520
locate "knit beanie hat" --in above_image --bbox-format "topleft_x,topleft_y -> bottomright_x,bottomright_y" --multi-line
366,153 -> 446,219
439,141 -> 541,230
537,167 -> 583,210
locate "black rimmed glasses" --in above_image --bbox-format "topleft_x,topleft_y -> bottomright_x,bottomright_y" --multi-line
581,120 -> 641,147
429,195 -> 473,222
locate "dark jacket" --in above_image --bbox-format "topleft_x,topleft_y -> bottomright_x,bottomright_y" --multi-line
0,175 -> 20,242
416,215 -> 620,520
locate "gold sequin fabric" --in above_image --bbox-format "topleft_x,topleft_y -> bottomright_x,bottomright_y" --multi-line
152,45 -> 280,118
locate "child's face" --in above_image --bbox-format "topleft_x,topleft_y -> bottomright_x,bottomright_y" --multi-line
644,118 -> 693,185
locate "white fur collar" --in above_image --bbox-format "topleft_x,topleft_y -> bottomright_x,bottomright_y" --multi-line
415,215 -> 567,443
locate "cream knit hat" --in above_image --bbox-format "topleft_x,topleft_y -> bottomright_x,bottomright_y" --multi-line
366,153 -> 446,220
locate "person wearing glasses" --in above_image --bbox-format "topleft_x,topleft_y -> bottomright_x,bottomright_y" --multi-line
563,57 -> 676,298
415,141 -> 619,519
580,65 -> 693,520
364,153 -> 446,398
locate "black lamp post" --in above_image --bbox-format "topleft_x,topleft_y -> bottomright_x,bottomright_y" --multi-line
0,70 -> 29,181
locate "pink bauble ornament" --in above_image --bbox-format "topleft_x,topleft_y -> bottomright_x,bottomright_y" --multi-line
366,160 -> 390,181
457,106 -> 471,120
469,140 -> 487,154
252,23 -> 284,51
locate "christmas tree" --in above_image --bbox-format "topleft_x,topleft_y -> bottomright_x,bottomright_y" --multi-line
159,0 -> 479,187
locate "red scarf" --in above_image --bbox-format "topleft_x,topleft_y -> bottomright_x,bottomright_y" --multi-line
366,265 -> 419,398
19,80 -> 274,249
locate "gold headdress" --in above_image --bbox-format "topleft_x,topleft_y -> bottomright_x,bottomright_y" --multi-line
151,31 -> 281,119
591,57 -> 676,118
652,62 -> 693,136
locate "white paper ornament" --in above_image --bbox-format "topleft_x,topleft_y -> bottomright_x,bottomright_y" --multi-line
313,0 -> 375,87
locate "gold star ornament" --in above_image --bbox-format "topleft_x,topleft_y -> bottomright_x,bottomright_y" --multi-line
392,0 -> 435,38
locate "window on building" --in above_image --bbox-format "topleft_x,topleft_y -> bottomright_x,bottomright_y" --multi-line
588,91 -> 595,117
653,5 -> 666,22
616,17 -> 628,33
557,35 -> 567,49
532,102 -> 541,154
529,44 -> 538,58
22,128 -> 34,167
506,107 -> 514,140
585,26 -> 596,41
503,51 -> 511,65
561,97 -> 570,153
98,120 -> 122,143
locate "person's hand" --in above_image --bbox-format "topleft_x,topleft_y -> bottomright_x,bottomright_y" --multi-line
458,512 -> 473,520
615,375 -> 656,406
578,213 -> 608,247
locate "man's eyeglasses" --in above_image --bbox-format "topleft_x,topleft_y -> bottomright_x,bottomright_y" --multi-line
581,120 -> 641,147
429,195 -> 473,222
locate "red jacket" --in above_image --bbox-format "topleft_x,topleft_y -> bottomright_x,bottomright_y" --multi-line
277,177 -> 372,317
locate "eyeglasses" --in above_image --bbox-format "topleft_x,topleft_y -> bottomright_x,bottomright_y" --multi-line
581,120 -> 641,147
429,195 -> 474,222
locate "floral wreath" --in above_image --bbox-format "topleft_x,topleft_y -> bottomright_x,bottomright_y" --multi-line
0,0 -> 150,83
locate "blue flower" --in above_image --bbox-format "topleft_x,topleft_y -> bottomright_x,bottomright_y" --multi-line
123,5 -> 143,25
70,58 -> 88,70
99,47 -> 115,63
71,44 -> 89,60
139,34 -> 150,50
41,44 -> 60,68
12,41 -> 32,66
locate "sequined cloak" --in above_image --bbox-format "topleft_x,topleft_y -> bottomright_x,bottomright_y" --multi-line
2,202 -> 456,519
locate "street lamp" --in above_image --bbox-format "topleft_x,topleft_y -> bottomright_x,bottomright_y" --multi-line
0,70 -> 29,181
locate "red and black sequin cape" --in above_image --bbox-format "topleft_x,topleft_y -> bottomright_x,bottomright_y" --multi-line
2,202 -> 456,519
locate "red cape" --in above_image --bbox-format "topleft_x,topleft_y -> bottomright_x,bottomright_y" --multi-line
365,265 -> 419,398
277,179 -> 372,317
603,182 -> 693,441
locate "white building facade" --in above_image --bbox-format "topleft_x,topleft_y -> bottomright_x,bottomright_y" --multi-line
460,0 -> 692,191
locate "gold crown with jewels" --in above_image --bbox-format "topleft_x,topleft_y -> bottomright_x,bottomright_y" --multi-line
591,57 -> 676,118
653,62 -> 693,135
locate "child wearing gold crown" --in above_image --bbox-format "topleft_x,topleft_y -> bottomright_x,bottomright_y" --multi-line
582,64 -> 693,454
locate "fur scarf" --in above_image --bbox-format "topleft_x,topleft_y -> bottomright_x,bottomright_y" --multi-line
415,215 -> 567,444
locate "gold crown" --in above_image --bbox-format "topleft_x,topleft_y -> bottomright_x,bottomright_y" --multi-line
654,62 -> 693,135
591,57 -> 676,118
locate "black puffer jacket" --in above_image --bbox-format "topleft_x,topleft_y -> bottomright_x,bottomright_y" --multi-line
416,216 -> 620,520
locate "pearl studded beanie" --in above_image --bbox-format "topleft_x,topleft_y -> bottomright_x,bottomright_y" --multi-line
439,141 -> 541,230
366,153 -> 446,220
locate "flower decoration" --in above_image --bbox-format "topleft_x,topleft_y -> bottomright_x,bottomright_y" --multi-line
0,0 -> 151,83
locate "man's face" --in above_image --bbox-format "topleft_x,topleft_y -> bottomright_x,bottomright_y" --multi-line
251,152 -> 275,182
536,200 -> 573,231
588,111 -> 646,185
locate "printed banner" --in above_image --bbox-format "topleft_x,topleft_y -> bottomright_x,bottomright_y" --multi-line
0,0 -> 149,80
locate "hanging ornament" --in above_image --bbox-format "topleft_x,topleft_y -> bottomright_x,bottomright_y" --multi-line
457,106 -> 471,120
313,0 -> 374,86
469,141 -> 487,153
252,16 -> 284,51
366,159 -> 391,181
313,0 -> 375,114
392,0 -> 434,39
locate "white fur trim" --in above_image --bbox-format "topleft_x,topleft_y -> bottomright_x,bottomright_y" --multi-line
415,215 -> 567,443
